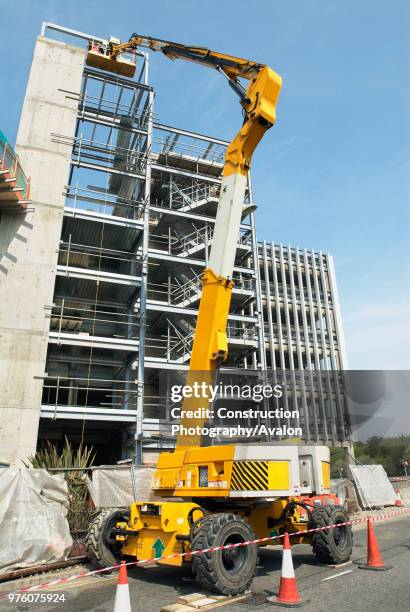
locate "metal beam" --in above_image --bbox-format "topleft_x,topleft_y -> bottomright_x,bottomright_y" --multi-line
56,265 -> 141,286
64,207 -> 144,230
147,250 -> 255,275
150,205 -> 250,231
151,163 -> 222,185
147,300 -> 257,322
154,123 -> 229,146
48,332 -> 139,351
41,405 -> 138,422
83,67 -> 152,89
41,22 -> 107,44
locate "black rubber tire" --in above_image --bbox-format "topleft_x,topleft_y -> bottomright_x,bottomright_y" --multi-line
310,505 -> 353,564
86,508 -> 130,570
191,513 -> 258,596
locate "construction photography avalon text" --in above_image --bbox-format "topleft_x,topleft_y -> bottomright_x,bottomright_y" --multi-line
0,2 -> 409,612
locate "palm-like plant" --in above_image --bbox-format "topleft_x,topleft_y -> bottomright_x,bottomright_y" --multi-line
25,437 -> 95,470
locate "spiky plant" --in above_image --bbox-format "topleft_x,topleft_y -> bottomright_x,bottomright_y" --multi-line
25,436 -> 95,470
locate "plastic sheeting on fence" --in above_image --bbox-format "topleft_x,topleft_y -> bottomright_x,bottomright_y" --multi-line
390,476 -> 410,502
330,478 -> 347,504
87,466 -> 155,508
350,464 -> 396,508
0,468 -> 72,574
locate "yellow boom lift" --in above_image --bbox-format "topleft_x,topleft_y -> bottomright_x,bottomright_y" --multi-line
86,34 -> 352,595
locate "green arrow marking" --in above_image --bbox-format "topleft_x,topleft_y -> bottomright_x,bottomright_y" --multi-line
152,538 -> 165,559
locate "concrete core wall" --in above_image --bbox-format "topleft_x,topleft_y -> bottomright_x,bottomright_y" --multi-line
0,36 -> 84,465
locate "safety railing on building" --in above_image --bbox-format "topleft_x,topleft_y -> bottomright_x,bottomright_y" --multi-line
79,92 -> 153,132
0,130 -> 31,210
58,240 -> 142,277
52,133 -> 150,177
65,185 -> 146,220
42,376 -> 138,414
153,133 -> 226,165
49,301 -> 140,342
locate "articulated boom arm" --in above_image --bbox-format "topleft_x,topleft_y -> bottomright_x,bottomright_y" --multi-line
88,33 -> 282,448
112,33 -> 264,81
178,61 -> 281,448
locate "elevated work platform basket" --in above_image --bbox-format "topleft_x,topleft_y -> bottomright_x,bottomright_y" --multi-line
86,42 -> 136,78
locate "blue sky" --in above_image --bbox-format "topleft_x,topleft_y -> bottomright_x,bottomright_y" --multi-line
1,1 -> 409,369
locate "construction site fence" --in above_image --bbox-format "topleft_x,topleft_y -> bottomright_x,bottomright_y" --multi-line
3,507 -> 410,597
48,464 -> 155,510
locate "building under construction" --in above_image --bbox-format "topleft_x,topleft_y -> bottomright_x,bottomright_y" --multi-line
0,24 -> 349,465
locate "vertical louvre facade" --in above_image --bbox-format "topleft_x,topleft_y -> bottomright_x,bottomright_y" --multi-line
259,243 -> 347,372
258,243 -> 349,445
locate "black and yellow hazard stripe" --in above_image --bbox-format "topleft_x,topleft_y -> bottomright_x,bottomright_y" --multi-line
230,460 -> 269,491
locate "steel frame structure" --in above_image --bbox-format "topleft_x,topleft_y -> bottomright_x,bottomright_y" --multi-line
37,24 -> 350,462
38,24 -> 263,462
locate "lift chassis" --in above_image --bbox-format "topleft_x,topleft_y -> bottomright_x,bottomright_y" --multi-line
85,33 -> 353,595
87,444 -> 352,595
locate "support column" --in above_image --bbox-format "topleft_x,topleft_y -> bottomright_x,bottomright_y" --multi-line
0,36 -> 84,464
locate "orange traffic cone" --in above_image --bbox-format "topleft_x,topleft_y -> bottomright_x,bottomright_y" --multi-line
267,533 -> 308,607
358,518 -> 392,571
113,561 -> 131,612
394,489 -> 404,507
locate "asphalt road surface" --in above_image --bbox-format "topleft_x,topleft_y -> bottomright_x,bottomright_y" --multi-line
1,513 -> 409,612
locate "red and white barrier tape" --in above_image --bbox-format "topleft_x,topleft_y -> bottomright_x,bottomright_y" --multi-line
2,506 -> 410,597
